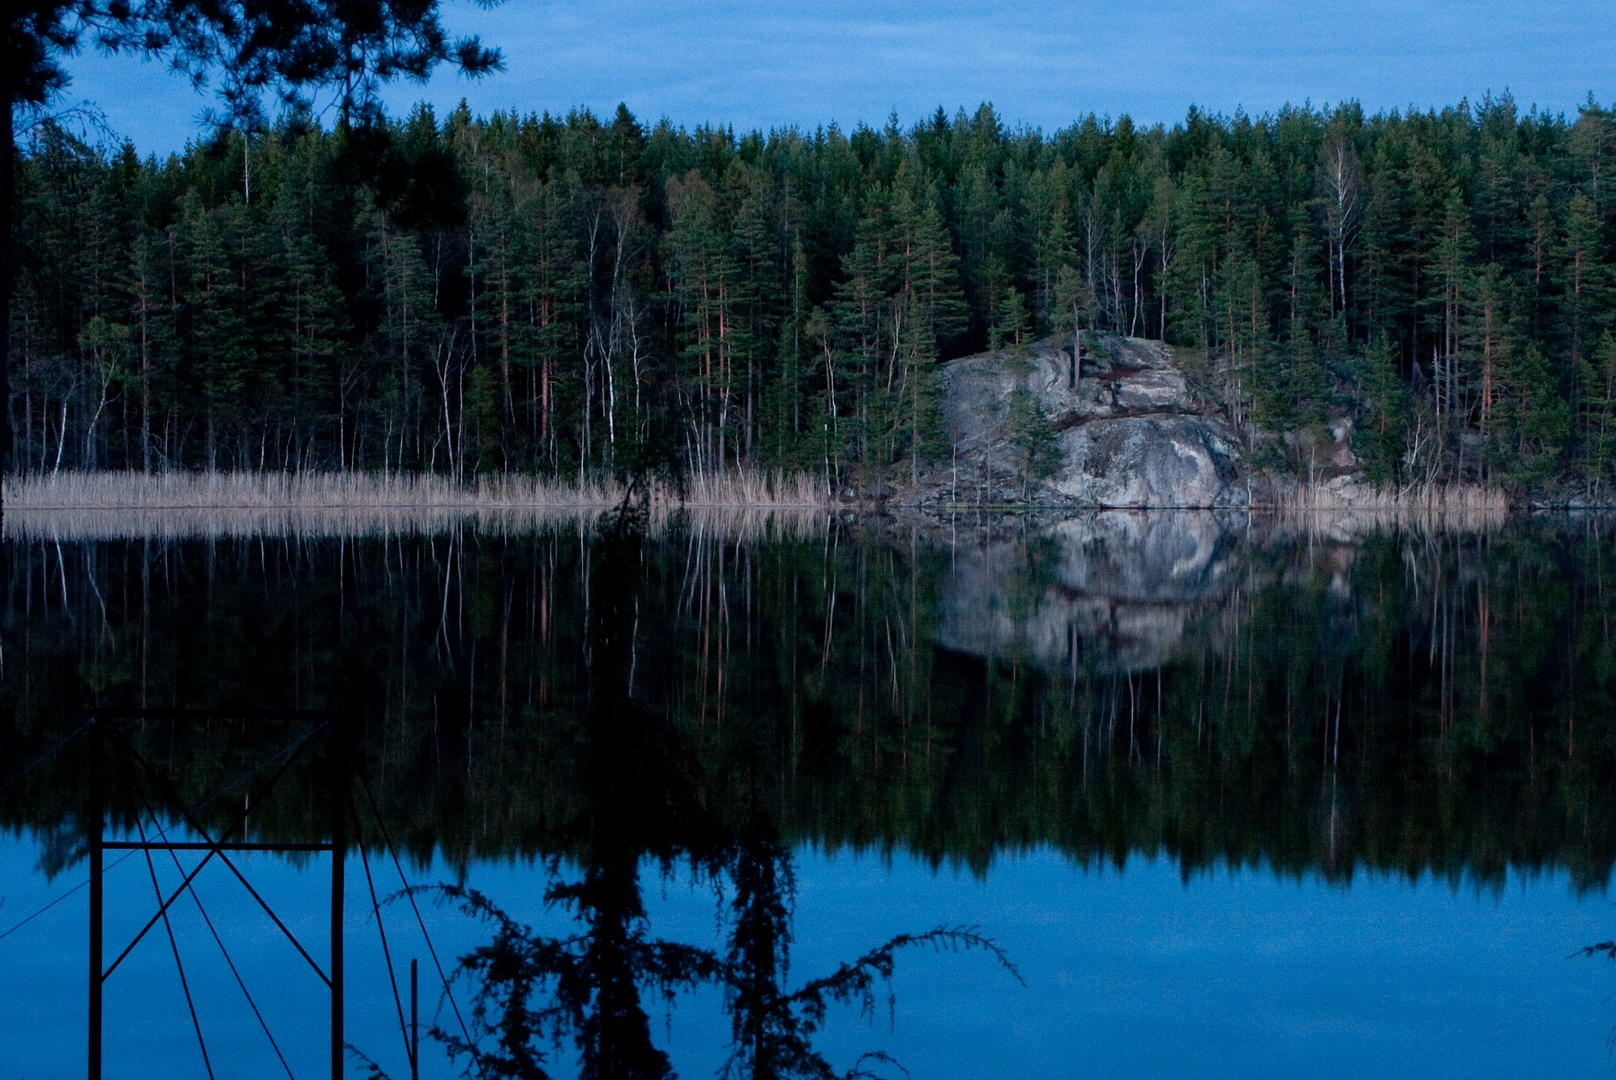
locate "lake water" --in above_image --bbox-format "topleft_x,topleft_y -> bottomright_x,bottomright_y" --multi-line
2,510 -> 1615,1078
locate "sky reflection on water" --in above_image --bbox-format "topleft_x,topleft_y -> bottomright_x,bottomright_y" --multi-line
2,835 -> 1611,1079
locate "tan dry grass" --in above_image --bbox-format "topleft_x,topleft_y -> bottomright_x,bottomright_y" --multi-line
4,470 -> 628,511
1,470 -> 831,542
678,470 -> 827,507
1266,481 -> 1508,533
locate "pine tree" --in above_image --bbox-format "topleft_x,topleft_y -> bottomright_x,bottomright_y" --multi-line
1461,264 -> 1513,442
1581,332 -> 1616,493
1352,336 -> 1407,484
518,178 -> 584,471
126,230 -> 176,472
831,192 -> 894,472
1495,342 -> 1569,486
899,191 -> 968,351
997,288 -> 1058,497
181,196 -> 256,468
1557,191 -> 1610,413
1006,384 -> 1061,498
372,216 -> 439,473
1432,185 -> 1478,446
665,170 -> 741,475
898,289 -> 943,484
273,196 -> 345,469
725,160 -> 781,463
1024,160 -> 1075,326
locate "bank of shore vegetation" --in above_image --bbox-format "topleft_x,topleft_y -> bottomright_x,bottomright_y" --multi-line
14,95 -> 1616,499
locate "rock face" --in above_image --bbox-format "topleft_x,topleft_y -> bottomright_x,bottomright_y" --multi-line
936,511 -> 1238,673
936,334 -> 1245,507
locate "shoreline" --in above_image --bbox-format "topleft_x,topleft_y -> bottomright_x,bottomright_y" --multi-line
0,470 -> 1530,509
9,471 -> 1606,543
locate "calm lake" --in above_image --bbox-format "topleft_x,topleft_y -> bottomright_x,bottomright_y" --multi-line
3,509 -> 1615,1078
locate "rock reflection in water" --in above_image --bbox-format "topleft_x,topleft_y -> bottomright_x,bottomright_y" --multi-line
939,511 -> 1237,673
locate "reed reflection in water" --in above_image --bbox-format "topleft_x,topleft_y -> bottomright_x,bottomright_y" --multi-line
2,506 -> 1616,1075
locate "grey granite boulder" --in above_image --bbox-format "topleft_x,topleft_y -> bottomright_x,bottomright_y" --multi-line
936,334 -> 1245,508
1050,414 -> 1239,507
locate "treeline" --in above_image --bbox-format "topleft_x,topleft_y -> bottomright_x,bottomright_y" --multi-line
13,95 -> 1616,490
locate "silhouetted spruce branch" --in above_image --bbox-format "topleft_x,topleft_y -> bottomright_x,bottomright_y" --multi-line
1576,940 -> 1616,960
787,924 -> 1024,1029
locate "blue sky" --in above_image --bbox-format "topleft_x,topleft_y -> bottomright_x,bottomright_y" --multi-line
57,0 -> 1616,155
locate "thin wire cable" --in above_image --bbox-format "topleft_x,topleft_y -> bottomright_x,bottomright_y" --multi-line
353,796 -> 413,1069
106,729 -> 332,984
0,719 -> 91,796
137,781 -> 297,1080
1,721 -> 326,947
357,772 -> 481,1070
137,814 -> 216,1080
0,849 -> 138,944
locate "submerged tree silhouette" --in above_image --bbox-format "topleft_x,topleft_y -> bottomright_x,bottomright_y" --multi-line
417,489 -> 1020,1080
720,808 -> 1021,1080
423,488 -> 730,1080
429,879 -> 722,1080
719,825 -> 1021,1080
429,843 -> 1019,1080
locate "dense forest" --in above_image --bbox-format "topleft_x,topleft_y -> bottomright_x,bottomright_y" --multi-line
13,95 -> 1616,491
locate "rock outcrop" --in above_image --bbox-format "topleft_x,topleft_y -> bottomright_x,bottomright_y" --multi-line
933,334 -> 1246,508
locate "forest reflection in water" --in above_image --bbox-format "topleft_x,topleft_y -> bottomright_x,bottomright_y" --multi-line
3,508 -> 1616,1075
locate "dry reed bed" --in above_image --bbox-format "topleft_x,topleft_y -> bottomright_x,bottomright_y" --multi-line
1,471 -> 834,542
5,471 -> 629,511
1265,482 -> 1509,534
1,472 -> 1523,543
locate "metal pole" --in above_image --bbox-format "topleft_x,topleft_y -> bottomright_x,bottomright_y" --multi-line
410,958 -> 419,1080
331,719 -> 345,1080
88,717 -> 103,1080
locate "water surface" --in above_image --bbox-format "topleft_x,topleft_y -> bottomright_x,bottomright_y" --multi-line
3,510 -> 1614,1077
